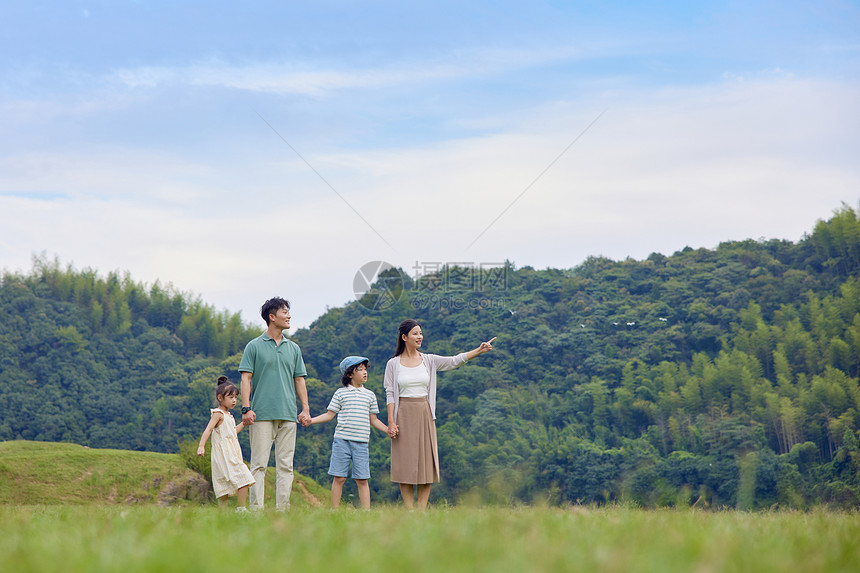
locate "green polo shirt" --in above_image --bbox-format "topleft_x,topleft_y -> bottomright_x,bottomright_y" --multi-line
238,333 -> 308,422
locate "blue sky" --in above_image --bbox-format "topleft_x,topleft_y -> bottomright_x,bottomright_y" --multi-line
2,1 -> 859,330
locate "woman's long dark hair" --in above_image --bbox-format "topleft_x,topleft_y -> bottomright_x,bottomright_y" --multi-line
393,319 -> 422,357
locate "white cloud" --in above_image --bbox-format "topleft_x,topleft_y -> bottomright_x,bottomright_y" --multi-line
114,61 -> 471,95
2,73 -> 858,328
283,75 -> 859,266
110,44 -> 607,96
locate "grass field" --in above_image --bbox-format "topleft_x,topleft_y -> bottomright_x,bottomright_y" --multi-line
1,505 -> 859,573
2,441 -> 859,572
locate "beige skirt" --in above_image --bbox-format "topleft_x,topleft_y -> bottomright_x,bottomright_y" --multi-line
390,397 -> 440,484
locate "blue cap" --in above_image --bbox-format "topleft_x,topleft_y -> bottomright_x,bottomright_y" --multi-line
339,356 -> 369,375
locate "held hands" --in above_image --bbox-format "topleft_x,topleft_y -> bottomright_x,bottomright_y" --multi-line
297,410 -> 311,427
242,410 -> 256,426
388,423 -> 399,439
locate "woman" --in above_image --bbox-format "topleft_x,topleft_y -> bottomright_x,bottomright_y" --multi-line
384,319 -> 495,509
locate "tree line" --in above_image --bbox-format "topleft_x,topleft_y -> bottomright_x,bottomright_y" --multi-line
1,204 -> 859,508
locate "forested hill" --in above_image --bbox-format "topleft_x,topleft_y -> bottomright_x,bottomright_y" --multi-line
2,204 -> 860,508
292,204 -> 860,508
0,264 -> 259,451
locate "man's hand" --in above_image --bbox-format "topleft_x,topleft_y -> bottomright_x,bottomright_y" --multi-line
242,410 -> 256,426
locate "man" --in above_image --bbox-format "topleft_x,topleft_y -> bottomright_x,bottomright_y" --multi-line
239,297 -> 311,511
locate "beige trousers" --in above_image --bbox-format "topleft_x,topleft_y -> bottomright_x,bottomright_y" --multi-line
249,420 -> 297,510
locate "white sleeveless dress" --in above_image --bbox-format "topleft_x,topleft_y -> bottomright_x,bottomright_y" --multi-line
209,408 -> 255,498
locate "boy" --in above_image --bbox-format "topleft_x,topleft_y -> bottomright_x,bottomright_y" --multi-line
305,356 -> 388,508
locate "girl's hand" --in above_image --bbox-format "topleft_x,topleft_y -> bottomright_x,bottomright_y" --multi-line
197,445 -> 205,456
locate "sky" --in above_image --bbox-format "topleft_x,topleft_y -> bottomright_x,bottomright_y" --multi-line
1,1 -> 859,331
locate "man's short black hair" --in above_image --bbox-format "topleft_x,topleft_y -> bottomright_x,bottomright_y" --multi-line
261,297 -> 290,325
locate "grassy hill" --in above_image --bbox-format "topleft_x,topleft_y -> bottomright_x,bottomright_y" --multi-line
0,440 -> 327,508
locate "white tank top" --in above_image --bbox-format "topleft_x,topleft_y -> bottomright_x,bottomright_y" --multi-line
398,363 -> 430,398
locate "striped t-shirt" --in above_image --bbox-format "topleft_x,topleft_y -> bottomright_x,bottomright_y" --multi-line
327,385 -> 380,443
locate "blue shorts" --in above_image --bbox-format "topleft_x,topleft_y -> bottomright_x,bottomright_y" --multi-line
328,438 -> 371,479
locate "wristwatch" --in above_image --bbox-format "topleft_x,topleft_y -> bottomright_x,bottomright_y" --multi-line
241,407 -> 252,414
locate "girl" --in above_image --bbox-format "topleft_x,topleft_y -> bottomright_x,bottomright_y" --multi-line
197,376 -> 256,510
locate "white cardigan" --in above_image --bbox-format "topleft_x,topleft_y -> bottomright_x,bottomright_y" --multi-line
383,352 -> 468,422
